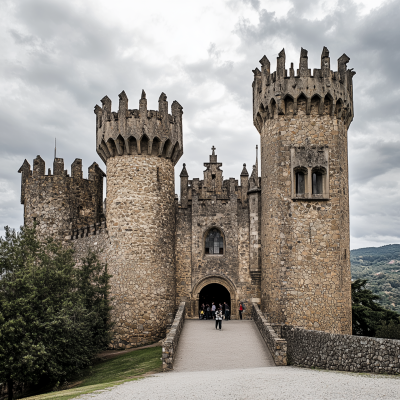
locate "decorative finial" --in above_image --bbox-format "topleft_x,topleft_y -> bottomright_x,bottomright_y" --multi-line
211,146 -> 216,155
141,89 -> 146,99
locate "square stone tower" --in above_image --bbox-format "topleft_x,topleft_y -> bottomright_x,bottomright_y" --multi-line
252,47 -> 355,334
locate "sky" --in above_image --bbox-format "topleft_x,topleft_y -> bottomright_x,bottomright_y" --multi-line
0,0 -> 399,250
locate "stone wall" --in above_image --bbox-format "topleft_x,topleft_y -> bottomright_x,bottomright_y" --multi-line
175,205 -> 192,306
252,303 -> 287,365
259,112 -> 351,334
282,326 -> 400,374
162,302 -> 186,371
106,154 -> 176,348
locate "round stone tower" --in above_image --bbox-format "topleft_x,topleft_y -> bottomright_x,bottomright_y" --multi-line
94,90 -> 183,348
252,47 -> 355,334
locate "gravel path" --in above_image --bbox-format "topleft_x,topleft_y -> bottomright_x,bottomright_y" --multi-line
77,366 -> 400,400
77,320 -> 400,399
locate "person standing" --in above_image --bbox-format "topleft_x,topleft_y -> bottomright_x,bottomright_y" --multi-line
239,302 -> 243,320
206,304 -> 211,320
200,303 -> 205,319
215,308 -> 222,330
211,302 -> 216,319
224,302 -> 230,320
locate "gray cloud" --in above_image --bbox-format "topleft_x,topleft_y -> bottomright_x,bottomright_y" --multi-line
0,0 -> 399,249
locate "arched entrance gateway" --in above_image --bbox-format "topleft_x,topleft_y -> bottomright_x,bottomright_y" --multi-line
199,284 -> 230,312
191,276 -> 237,319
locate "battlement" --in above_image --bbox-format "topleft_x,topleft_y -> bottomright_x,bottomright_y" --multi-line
179,148 -> 259,209
18,156 -> 106,202
94,90 -> 183,165
18,155 -> 106,240
67,220 -> 107,241
253,47 -> 356,132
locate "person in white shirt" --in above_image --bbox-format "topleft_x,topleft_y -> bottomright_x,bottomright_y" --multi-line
211,302 -> 216,319
215,308 -> 222,330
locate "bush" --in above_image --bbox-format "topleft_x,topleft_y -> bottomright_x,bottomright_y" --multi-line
0,226 -> 112,400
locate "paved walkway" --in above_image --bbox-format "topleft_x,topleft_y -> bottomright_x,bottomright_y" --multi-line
173,319 -> 275,371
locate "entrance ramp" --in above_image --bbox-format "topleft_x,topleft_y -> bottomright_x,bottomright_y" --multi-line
173,320 -> 275,372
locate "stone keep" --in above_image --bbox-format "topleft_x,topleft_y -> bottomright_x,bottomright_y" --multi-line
94,90 -> 183,346
252,47 -> 355,334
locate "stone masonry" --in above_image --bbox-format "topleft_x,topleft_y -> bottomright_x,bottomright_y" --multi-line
18,45 -> 355,348
253,47 -> 354,334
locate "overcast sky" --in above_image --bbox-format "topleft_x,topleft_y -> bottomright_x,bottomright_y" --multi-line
0,0 -> 399,249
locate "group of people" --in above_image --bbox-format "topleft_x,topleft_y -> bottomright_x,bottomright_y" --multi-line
199,302 -> 245,330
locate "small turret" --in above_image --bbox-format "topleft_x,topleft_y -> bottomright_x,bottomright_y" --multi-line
180,163 -> 189,209
18,159 -> 31,204
240,163 -> 249,205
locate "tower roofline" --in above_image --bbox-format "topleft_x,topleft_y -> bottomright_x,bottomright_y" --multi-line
94,90 -> 183,166
252,47 -> 356,132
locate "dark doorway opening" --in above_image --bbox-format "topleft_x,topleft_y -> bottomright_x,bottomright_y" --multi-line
199,283 -> 231,312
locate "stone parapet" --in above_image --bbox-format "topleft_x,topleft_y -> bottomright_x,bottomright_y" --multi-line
282,326 -> 400,374
94,90 -> 183,165
67,220 -> 107,241
253,47 -> 356,133
252,303 -> 287,365
163,302 -> 186,371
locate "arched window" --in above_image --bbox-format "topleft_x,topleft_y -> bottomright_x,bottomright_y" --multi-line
205,229 -> 224,255
312,167 -> 325,194
296,171 -> 305,194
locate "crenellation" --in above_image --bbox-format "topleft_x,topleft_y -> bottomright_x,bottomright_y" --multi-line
95,91 -> 183,166
71,158 -> 83,179
33,155 -> 45,177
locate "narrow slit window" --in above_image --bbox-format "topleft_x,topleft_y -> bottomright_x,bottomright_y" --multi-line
312,170 -> 324,194
296,171 -> 305,195
205,229 -> 224,255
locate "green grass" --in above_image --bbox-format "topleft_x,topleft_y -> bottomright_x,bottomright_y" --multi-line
23,346 -> 162,399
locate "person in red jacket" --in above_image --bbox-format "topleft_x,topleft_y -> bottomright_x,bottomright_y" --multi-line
239,302 -> 243,320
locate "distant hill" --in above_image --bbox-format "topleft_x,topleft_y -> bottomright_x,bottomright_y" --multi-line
351,244 -> 400,313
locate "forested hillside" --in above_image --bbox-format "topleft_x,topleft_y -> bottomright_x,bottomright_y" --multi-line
351,244 -> 400,313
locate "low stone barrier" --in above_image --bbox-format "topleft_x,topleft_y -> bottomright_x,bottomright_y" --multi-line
251,303 -> 287,365
162,302 -> 186,371
282,325 -> 400,374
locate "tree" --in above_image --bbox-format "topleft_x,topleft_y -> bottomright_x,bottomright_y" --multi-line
352,279 -> 399,337
376,319 -> 400,340
0,226 -> 112,399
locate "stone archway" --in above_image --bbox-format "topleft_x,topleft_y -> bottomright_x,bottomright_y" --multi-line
190,276 -> 238,319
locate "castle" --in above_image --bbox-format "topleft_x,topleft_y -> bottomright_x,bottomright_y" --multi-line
18,46 -> 355,349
